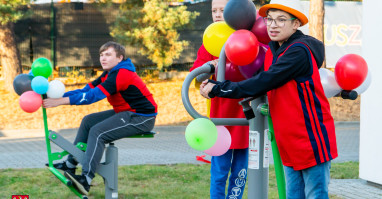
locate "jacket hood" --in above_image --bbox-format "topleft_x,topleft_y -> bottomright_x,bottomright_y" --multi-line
111,58 -> 136,72
269,30 -> 325,68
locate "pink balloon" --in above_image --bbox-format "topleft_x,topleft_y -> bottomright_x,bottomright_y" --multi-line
215,62 -> 246,82
238,46 -> 266,79
19,91 -> 42,113
251,17 -> 271,45
204,126 -> 232,156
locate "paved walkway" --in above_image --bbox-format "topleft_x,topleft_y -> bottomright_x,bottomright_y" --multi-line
0,122 -> 381,198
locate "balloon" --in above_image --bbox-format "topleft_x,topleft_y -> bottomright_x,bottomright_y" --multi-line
31,76 -> 49,94
215,62 -> 245,82
334,54 -> 368,90
204,126 -> 231,156
185,118 -> 218,151
260,42 -> 269,50
13,74 -> 34,96
223,0 -> 257,30
203,21 -> 235,57
251,17 -> 271,45
31,57 -> 53,78
319,68 -> 342,98
19,91 -> 42,113
47,80 -> 66,98
225,30 -> 259,66
28,70 -> 34,77
354,69 -> 372,95
238,46 -> 266,79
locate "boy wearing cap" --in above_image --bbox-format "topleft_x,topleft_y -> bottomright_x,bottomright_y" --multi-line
200,0 -> 337,198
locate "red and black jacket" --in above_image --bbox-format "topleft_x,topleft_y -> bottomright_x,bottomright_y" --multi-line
209,30 -> 337,169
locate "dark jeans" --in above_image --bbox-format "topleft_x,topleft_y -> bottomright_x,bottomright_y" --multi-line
67,109 -> 156,178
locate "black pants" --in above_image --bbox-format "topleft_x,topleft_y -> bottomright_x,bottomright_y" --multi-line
67,110 -> 156,178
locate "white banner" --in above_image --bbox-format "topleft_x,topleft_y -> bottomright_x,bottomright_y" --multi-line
300,1 -> 362,68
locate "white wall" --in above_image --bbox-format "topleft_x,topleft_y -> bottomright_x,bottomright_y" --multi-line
359,0 -> 382,185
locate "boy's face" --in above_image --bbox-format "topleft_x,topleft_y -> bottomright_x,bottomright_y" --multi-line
100,47 -> 123,71
212,0 -> 228,22
266,9 -> 300,45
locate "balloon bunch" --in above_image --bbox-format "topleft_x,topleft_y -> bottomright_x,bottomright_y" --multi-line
13,57 -> 66,113
202,0 -> 270,81
185,118 -> 232,156
320,54 -> 371,98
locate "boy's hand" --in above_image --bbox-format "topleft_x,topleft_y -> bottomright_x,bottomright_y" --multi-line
200,79 -> 216,99
43,97 -> 70,108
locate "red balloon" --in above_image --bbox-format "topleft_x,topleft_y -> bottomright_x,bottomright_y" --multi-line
251,17 -> 271,45
334,54 -> 368,90
19,91 -> 42,113
215,62 -> 246,82
225,30 -> 259,66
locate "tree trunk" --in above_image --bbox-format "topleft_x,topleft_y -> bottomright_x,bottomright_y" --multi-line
309,0 -> 326,67
0,22 -> 22,93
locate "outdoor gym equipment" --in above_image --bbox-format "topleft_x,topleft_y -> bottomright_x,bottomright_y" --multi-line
181,45 -> 285,199
182,46 -> 359,198
41,104 -> 155,199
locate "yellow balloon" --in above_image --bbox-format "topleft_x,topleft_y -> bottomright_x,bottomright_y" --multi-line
203,21 -> 236,57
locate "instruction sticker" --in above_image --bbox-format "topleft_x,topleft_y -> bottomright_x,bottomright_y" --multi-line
263,129 -> 270,168
248,130 -> 260,169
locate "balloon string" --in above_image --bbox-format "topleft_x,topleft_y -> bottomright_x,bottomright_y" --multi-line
196,155 -> 211,164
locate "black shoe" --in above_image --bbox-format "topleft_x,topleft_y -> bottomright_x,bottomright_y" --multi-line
45,162 -> 76,174
64,172 -> 90,195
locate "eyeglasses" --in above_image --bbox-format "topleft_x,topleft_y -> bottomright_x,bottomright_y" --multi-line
263,17 -> 296,27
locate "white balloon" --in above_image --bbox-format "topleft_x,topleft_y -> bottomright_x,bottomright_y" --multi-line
46,80 -> 66,98
354,69 -> 372,95
319,68 -> 342,98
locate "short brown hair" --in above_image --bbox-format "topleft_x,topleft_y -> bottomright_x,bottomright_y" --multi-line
99,41 -> 126,60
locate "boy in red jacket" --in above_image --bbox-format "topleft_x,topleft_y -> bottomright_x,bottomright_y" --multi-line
43,41 -> 157,195
200,0 -> 337,198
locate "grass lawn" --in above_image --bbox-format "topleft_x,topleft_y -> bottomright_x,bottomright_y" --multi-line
0,162 -> 358,199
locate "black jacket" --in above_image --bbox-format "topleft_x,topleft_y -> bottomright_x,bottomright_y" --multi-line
209,30 -> 325,99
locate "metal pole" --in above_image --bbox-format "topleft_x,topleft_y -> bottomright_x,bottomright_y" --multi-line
247,96 -> 269,199
104,144 -> 118,199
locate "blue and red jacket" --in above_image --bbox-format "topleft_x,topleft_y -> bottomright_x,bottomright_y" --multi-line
209,30 -> 337,170
64,59 -> 157,116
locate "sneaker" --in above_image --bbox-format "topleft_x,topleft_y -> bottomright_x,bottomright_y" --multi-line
64,172 -> 90,195
45,162 -> 76,174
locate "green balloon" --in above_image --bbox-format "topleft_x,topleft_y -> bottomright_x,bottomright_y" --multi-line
31,57 -> 53,78
185,118 -> 218,151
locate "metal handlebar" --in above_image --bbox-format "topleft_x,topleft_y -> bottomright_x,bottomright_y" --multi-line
181,64 -> 248,126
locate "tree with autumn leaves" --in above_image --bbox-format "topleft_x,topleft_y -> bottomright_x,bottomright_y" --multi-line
111,0 -> 199,70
